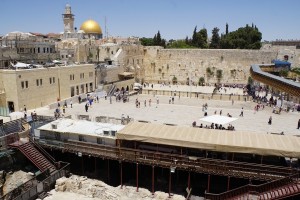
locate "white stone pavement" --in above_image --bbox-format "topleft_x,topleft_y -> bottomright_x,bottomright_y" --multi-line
34,92 -> 300,136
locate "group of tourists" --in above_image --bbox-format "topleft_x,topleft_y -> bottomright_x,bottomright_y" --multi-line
192,121 -> 235,131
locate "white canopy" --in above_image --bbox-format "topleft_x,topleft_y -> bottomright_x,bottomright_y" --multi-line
9,111 -> 24,120
11,62 -> 31,68
200,115 -> 237,125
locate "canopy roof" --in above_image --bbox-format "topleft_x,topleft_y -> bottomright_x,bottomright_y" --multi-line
200,115 -> 237,125
117,122 -> 300,158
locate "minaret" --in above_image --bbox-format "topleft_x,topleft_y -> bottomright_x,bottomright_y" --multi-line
62,4 -> 75,33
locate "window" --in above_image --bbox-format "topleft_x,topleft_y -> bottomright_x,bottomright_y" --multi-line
25,81 -> 28,88
80,73 -> 85,79
19,48 -> 24,53
97,138 -> 102,144
53,77 -> 55,83
36,79 -> 39,86
79,135 -> 84,141
62,55 -> 64,58
89,72 -> 93,77
70,74 -> 75,80
21,81 -> 24,89
49,77 -> 52,84
38,47 -> 40,53
49,77 -> 55,84
40,79 -> 42,86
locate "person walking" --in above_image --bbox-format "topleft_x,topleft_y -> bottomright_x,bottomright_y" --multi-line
239,107 -> 244,117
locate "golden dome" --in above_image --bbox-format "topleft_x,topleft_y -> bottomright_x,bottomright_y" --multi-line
80,19 -> 102,34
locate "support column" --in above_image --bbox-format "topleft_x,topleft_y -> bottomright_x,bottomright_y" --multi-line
169,169 -> 172,198
136,163 -> 139,192
152,166 -> 155,195
94,157 -> 97,177
207,175 -> 211,193
227,176 -> 230,191
120,162 -> 123,189
188,171 -> 191,190
81,156 -> 84,175
107,159 -> 110,184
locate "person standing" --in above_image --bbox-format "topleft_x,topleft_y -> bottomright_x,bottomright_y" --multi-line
239,107 -> 244,117
85,103 -> 88,112
268,116 -> 272,125
70,100 -> 73,108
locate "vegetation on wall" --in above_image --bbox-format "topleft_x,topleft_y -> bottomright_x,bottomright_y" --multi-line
141,23 -> 262,50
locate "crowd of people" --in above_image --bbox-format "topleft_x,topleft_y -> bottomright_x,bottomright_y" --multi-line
192,121 -> 235,131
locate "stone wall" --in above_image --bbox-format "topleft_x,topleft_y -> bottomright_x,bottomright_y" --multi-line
142,48 -> 277,85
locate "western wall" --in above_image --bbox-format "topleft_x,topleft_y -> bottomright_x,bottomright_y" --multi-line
141,47 -> 278,85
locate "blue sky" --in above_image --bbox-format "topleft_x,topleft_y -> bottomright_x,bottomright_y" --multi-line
1,0 -> 299,41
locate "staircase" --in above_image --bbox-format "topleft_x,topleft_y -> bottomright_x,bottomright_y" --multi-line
9,140 -> 56,172
258,181 -> 300,200
205,172 -> 300,200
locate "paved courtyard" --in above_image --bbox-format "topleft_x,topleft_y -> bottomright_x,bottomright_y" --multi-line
32,88 -> 300,136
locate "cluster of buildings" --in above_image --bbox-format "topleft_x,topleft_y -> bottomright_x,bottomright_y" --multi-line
0,4 -> 299,113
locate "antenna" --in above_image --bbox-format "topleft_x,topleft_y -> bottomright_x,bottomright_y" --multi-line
105,16 -> 107,39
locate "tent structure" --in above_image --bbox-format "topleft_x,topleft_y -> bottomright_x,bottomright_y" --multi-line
11,62 -> 31,68
117,121 -> 300,158
199,115 -> 237,125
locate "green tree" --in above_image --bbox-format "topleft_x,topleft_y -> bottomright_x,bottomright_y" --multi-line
153,34 -> 157,45
220,24 -> 262,49
192,26 -> 197,46
226,23 -> 229,35
167,40 -> 195,48
140,37 -> 154,46
198,77 -> 205,86
156,31 -> 162,45
210,27 -> 220,48
198,28 -> 208,48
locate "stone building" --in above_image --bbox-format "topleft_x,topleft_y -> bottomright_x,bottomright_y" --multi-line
0,31 -> 60,68
0,64 -> 95,112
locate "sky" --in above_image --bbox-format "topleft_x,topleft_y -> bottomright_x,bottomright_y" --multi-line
1,0 -> 300,41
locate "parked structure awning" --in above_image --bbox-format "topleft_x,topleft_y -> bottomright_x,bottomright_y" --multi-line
117,122 -> 300,158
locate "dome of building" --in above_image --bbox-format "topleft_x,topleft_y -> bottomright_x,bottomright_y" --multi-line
80,19 -> 102,34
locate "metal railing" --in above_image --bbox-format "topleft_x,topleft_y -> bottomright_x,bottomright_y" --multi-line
205,171 -> 300,200
0,162 -> 69,200
29,137 -> 56,164
35,138 -> 294,181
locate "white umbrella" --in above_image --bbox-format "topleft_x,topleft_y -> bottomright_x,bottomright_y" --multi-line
200,115 -> 238,125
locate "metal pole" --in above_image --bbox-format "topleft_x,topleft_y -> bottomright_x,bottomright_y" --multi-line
120,162 -> 123,189
107,159 -> 110,184
169,169 -> 172,198
81,156 -> 84,175
207,175 -> 211,193
152,165 -> 155,195
227,176 -> 230,191
188,171 -> 191,190
136,163 -> 139,192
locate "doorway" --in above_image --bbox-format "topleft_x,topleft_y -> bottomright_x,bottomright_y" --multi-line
7,101 -> 15,112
